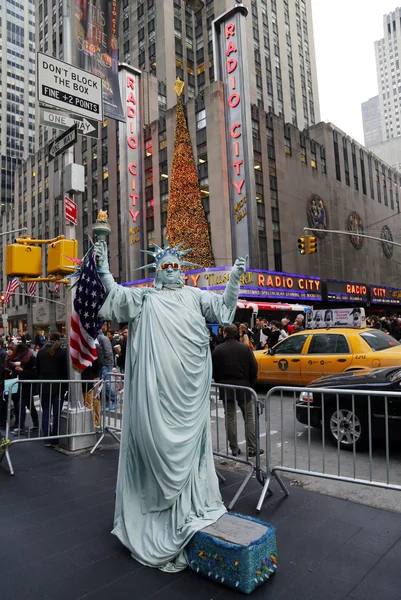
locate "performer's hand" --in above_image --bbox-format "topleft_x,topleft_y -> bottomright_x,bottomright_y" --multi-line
232,255 -> 248,278
94,241 -> 110,273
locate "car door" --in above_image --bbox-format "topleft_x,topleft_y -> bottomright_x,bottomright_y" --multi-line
259,334 -> 309,385
301,333 -> 353,384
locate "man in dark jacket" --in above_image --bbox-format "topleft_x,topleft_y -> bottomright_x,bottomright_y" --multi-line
36,331 -> 68,446
212,324 -> 262,457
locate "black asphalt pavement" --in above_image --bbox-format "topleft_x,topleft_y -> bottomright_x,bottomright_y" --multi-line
1,435 -> 401,599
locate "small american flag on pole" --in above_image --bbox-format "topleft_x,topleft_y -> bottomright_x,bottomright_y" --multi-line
28,281 -> 37,297
4,278 -> 19,303
70,253 -> 105,372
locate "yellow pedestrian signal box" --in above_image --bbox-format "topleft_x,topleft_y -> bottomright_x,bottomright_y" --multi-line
298,237 -> 306,255
307,236 -> 318,254
6,244 -> 42,277
48,239 -> 78,275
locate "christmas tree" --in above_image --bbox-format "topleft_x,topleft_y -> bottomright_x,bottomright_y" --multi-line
166,81 -> 214,268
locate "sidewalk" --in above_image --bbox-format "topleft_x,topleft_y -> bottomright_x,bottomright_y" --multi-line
1,438 -> 401,599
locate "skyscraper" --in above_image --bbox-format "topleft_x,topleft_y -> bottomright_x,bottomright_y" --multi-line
361,96 -> 383,147
1,0 -> 36,208
374,7 -> 401,142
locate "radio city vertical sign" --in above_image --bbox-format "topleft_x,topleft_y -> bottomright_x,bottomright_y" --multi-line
118,64 -> 144,280
213,5 -> 257,264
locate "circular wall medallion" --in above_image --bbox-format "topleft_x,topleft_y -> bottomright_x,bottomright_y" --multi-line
347,211 -> 364,250
381,225 -> 393,258
307,194 -> 328,239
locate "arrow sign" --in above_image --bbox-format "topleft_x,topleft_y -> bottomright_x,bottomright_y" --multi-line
48,124 -> 78,161
40,109 -> 99,138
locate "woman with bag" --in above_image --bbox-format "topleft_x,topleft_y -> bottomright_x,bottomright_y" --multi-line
239,323 -> 254,350
10,343 -> 39,434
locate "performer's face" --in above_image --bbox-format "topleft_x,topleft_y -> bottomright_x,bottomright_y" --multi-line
157,256 -> 182,285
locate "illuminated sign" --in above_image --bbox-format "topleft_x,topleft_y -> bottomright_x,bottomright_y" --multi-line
124,267 -> 322,301
213,5 -> 256,262
119,65 -> 144,278
327,279 -> 368,303
371,285 -> 401,305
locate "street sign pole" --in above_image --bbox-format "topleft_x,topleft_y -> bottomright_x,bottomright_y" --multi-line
58,0 -> 96,452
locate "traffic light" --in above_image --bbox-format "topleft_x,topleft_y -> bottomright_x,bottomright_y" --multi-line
307,235 -> 318,254
298,236 -> 306,255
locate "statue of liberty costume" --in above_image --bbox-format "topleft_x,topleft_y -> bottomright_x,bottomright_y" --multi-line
95,240 -> 246,572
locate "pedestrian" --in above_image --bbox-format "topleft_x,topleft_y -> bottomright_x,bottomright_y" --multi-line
263,320 -> 281,348
97,325 -> 116,410
21,330 -> 31,347
216,326 -> 224,345
390,315 -> 400,340
36,331 -> 68,447
293,321 -> 304,333
281,317 -> 294,336
212,324 -> 262,457
239,323 -> 253,349
34,329 -> 46,350
12,343 -> 39,434
253,318 -> 262,350
82,350 -> 102,431
208,327 -> 218,352
113,326 -> 128,371
0,341 -> 7,427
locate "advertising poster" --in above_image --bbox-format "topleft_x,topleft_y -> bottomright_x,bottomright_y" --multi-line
73,0 -> 124,121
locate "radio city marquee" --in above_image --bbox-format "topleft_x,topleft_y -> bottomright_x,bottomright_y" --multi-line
327,280 -> 368,303
126,268 -> 322,301
371,285 -> 401,305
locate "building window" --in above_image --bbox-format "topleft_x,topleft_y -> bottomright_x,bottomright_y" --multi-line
333,131 -> 341,181
196,109 -> 206,130
360,150 -> 367,196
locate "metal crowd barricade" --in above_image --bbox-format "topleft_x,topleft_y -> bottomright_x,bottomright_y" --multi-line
256,385 -> 401,511
0,379 -> 102,476
210,383 -> 265,509
91,371 -> 124,454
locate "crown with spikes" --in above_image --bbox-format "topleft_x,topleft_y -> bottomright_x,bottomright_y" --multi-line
135,240 -> 202,271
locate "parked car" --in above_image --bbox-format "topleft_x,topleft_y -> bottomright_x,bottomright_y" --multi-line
296,366 -> 401,451
254,328 -> 401,386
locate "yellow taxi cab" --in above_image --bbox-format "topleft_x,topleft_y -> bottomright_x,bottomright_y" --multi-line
254,327 -> 401,386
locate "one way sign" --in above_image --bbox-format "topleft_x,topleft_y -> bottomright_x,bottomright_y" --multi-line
48,124 -> 78,161
40,109 -> 98,139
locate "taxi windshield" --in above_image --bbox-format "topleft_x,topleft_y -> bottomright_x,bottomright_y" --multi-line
360,330 -> 400,352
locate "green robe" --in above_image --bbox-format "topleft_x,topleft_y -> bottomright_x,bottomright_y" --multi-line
99,275 -> 240,571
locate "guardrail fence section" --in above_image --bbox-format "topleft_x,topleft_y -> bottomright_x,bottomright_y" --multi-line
1,378 -> 104,475
256,385 -> 401,511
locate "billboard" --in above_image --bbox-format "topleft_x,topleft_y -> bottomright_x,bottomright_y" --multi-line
73,0 -> 124,121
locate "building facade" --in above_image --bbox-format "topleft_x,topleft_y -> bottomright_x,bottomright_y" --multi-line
361,95 -> 383,147
3,0 -> 401,333
1,0 -> 36,208
122,0 -> 320,129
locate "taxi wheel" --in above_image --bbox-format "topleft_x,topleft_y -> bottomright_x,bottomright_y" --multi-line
325,400 -> 368,452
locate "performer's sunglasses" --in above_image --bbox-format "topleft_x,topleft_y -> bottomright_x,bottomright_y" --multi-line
160,262 -> 180,270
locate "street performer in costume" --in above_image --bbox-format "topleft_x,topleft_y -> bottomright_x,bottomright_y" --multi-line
94,238 -> 246,572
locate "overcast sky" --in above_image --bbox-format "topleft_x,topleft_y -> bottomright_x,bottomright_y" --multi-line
311,1 -> 398,145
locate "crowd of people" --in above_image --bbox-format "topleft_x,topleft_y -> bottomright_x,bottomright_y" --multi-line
208,314 -> 306,354
0,325 -> 128,442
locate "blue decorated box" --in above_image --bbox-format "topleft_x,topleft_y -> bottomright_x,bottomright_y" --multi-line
187,512 -> 277,594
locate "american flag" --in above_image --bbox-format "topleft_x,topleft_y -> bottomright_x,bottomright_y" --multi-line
70,253 -> 105,372
4,278 -> 19,303
54,282 -> 60,293
28,281 -> 37,297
